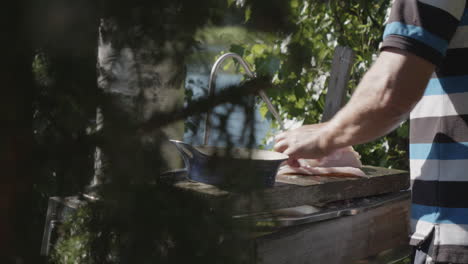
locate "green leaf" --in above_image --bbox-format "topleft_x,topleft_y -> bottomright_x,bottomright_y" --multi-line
290,0 -> 299,9
255,55 -> 281,77
230,44 -> 245,57
245,7 -> 252,22
396,121 -> 409,138
259,104 -> 269,118
251,44 -> 266,56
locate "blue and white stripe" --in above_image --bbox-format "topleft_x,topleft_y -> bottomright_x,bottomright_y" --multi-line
383,22 -> 449,54
383,0 -> 468,261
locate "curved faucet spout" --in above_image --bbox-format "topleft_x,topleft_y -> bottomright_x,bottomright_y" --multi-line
203,52 -> 284,145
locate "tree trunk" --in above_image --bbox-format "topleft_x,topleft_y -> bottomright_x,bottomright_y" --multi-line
94,18 -> 185,186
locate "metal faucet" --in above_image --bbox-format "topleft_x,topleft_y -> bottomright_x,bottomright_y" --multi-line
204,52 -> 285,145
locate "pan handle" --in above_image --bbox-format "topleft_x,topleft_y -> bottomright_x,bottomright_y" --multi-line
169,140 -> 204,172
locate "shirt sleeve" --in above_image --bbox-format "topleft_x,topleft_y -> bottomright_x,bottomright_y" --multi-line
381,0 -> 466,65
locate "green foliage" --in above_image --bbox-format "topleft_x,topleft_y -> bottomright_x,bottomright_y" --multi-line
51,208 -> 94,264
50,186 -> 256,264
234,0 -> 408,169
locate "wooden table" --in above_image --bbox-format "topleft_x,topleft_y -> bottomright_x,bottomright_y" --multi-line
170,166 -> 409,213
169,166 -> 411,264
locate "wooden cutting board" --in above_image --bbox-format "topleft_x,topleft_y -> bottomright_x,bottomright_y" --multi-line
168,166 -> 409,214
276,173 -> 364,186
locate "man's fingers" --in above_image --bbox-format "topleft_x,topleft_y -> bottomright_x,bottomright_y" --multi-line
274,132 -> 287,142
283,146 -> 299,157
287,158 -> 300,167
273,140 -> 289,153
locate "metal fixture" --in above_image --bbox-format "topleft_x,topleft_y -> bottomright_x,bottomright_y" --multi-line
204,52 -> 285,145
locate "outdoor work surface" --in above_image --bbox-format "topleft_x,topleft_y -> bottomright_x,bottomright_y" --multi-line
168,166 -> 409,214
167,166 -> 411,264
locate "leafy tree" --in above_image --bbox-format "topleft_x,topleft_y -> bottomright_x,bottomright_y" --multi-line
232,0 -> 408,169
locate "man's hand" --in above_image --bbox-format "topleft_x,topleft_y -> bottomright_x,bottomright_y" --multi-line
274,123 -> 332,166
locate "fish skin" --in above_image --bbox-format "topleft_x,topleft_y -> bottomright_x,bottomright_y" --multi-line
277,146 -> 366,178
278,165 -> 366,178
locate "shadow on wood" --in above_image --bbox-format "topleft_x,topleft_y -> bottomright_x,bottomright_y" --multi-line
255,192 -> 410,264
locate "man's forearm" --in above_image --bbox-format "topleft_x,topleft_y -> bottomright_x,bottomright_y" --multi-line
319,49 -> 434,152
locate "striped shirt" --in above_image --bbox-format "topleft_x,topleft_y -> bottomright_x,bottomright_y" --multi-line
381,0 -> 468,263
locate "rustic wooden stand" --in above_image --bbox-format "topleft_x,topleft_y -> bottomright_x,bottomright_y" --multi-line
167,165 -> 411,264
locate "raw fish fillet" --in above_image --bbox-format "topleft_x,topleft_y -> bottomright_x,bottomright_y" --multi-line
278,146 -> 366,178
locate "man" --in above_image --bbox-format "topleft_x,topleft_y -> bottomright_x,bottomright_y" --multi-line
274,0 -> 468,263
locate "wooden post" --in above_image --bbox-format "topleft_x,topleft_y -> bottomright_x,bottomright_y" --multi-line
321,46 -> 355,122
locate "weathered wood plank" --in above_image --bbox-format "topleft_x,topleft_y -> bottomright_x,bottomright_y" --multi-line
255,192 -> 411,264
170,166 -> 409,214
321,46 -> 355,122
354,245 -> 411,264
